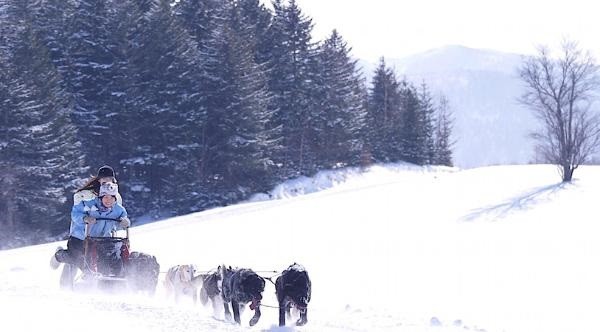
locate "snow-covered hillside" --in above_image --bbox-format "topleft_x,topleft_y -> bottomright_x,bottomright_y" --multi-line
1,163 -> 599,332
359,45 -> 538,168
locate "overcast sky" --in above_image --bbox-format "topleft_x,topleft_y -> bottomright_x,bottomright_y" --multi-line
274,0 -> 600,61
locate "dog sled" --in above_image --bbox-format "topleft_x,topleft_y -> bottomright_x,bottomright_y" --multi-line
59,218 -> 159,295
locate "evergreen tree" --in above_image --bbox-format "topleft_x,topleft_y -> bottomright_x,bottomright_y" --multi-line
173,0 -> 225,208
433,95 -> 454,166
34,0 -> 129,168
173,0 -> 222,50
0,0 -> 84,247
122,0 -> 206,217
265,0 -> 317,176
197,0 -> 280,203
314,30 -> 367,169
62,0 -> 118,167
103,0 -> 138,171
237,0 -> 273,65
417,82 -> 436,164
0,9 -> 18,246
398,81 -> 426,164
366,57 -> 402,162
31,0 -> 73,79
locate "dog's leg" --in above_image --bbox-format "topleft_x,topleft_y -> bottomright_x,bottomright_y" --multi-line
286,302 -> 292,323
232,300 -> 241,325
296,308 -> 308,326
278,302 -> 286,326
191,276 -> 202,305
211,297 -> 220,318
192,287 -> 197,305
164,280 -> 173,302
249,305 -> 261,327
223,301 -> 232,321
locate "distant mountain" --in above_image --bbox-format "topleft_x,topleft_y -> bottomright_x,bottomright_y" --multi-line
358,45 -> 538,168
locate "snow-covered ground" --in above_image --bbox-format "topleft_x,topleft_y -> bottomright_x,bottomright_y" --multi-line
1,163 -> 599,332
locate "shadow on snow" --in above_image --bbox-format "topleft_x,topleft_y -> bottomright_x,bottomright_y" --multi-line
460,181 -> 571,222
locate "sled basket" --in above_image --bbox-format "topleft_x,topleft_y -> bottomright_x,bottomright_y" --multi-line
84,236 -> 130,278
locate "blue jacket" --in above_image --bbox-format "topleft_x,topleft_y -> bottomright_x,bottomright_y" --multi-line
70,198 -> 128,240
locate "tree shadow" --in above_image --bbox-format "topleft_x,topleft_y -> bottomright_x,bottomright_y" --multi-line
460,181 -> 571,222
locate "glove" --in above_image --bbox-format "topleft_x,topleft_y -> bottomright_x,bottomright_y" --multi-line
119,217 -> 130,228
84,216 -> 96,224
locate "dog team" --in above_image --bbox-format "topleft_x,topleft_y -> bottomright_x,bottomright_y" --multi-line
163,262 -> 311,327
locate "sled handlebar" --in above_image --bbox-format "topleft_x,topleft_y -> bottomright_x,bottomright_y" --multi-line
84,217 -> 130,238
94,217 -> 123,221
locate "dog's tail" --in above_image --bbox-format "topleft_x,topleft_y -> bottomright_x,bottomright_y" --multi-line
199,284 -> 208,306
189,274 -> 208,306
164,266 -> 175,290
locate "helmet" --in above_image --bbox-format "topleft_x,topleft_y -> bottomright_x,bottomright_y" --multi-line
99,182 -> 119,197
97,165 -> 115,179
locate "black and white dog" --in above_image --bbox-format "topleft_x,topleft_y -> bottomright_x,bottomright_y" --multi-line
276,263 -> 311,326
125,251 -> 160,296
221,266 -> 265,326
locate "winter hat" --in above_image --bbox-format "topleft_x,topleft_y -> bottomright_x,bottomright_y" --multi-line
97,165 -> 115,179
99,182 -> 119,197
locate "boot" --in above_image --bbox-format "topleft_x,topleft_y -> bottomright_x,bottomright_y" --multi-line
50,246 -> 64,270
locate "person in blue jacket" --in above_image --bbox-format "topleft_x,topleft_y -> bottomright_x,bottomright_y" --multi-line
50,182 -> 130,269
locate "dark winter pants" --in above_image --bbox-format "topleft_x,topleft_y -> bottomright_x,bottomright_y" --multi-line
56,236 -> 84,269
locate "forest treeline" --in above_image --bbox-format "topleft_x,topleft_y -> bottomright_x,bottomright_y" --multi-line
0,0 -> 453,248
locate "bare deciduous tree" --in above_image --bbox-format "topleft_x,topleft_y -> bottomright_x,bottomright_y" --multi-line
518,40 -> 600,181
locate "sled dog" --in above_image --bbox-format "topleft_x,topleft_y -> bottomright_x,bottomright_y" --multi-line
164,264 -> 200,303
221,266 -> 265,326
126,252 -> 160,296
275,263 -> 311,326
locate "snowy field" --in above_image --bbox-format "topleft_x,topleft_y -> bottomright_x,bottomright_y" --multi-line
1,163 -> 599,332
